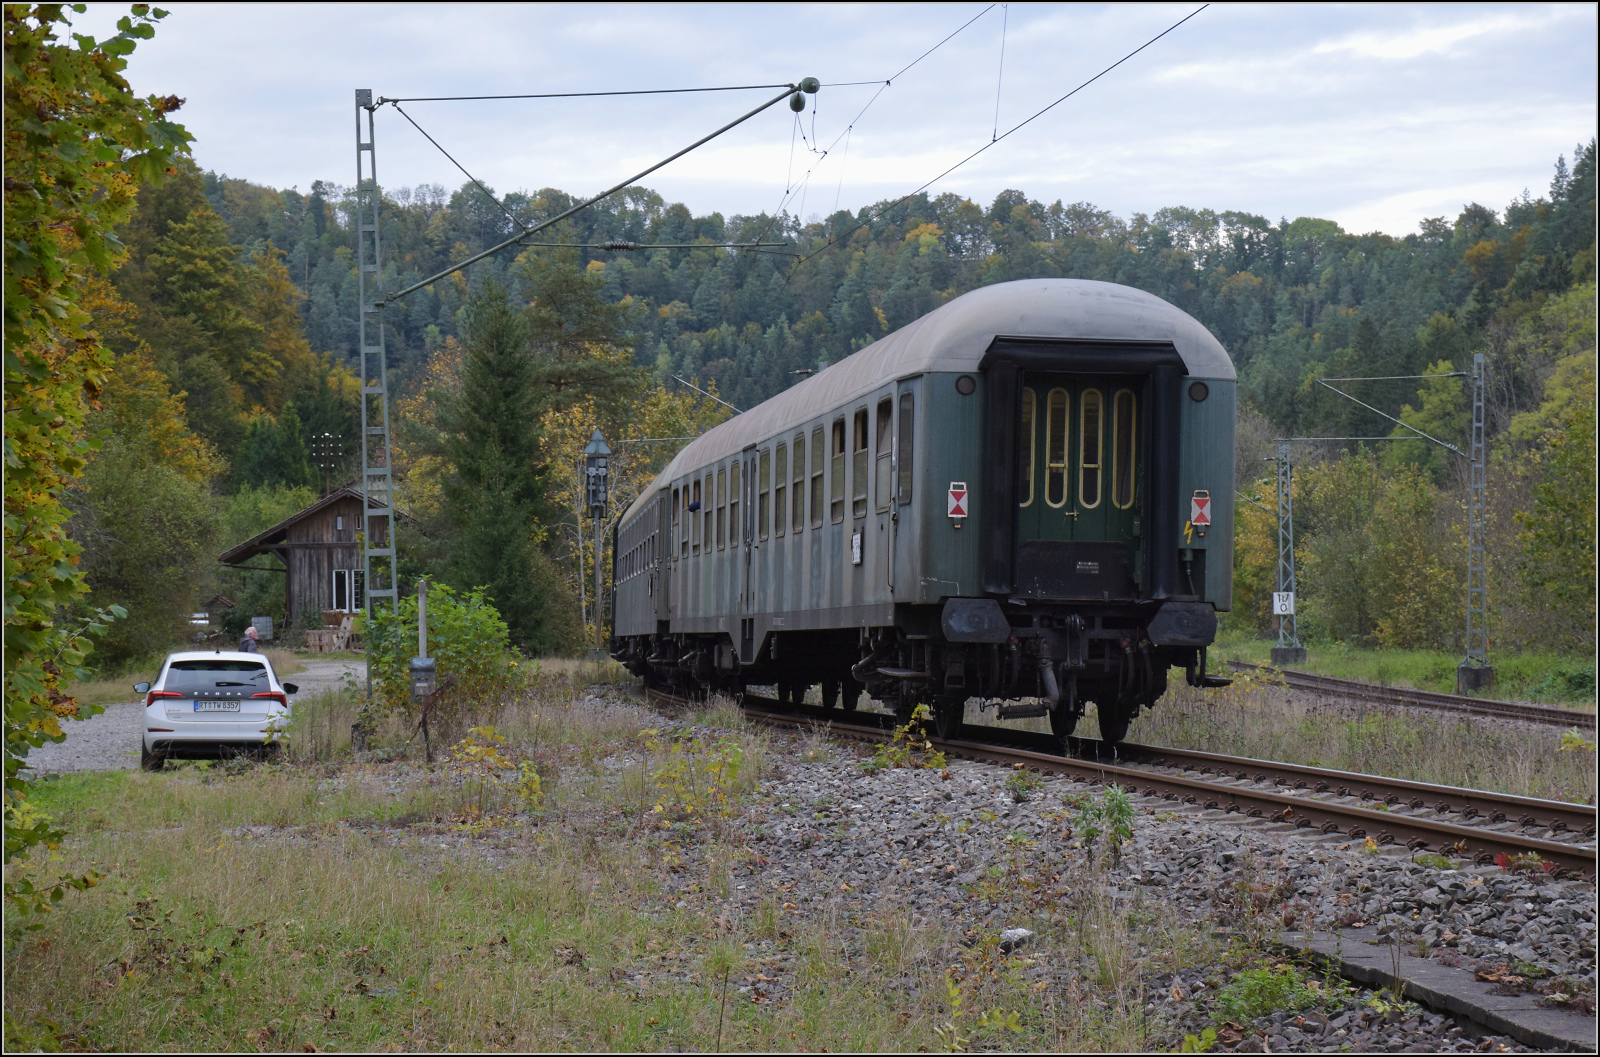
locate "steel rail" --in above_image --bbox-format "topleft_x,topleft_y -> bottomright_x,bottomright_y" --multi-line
1109,741 -> 1596,839
639,686 -> 1595,878
1226,661 -> 1597,730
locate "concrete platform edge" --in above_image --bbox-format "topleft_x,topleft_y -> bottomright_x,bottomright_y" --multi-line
1275,926 -> 1596,1052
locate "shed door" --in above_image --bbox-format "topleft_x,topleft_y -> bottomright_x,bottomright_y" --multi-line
1014,375 -> 1142,598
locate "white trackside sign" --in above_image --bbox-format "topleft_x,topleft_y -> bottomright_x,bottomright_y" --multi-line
948,482 -> 968,519
1190,491 -> 1212,527
1273,592 -> 1295,615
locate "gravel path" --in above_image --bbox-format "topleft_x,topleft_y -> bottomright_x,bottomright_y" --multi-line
22,658 -> 365,775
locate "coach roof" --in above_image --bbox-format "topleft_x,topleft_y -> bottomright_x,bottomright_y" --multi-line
623,278 -> 1233,523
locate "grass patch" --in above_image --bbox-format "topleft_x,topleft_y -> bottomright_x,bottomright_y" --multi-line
1213,964 -> 1320,1023
1125,674 -> 1596,804
1213,632 -> 1597,709
8,678 -> 1231,1052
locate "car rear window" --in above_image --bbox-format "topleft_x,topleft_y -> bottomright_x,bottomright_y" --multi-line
164,660 -> 269,692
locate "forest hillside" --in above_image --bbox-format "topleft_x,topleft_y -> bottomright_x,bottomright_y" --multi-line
74,136 -> 1600,662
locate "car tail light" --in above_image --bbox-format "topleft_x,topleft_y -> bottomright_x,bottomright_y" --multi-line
252,692 -> 288,708
146,690 -> 181,708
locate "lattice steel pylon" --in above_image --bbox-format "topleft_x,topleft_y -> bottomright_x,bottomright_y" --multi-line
1464,351 -> 1488,667
354,89 -> 398,628
1275,441 -> 1300,650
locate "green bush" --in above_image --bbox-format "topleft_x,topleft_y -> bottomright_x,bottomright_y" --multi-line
1532,664 -> 1596,703
357,584 -> 516,714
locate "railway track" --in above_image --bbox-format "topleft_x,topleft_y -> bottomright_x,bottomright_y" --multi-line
640,686 -> 1598,879
1224,660 -> 1597,730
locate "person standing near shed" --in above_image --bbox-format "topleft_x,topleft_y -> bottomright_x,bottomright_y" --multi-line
238,625 -> 260,653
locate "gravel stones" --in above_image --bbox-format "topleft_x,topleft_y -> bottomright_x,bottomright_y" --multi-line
682,709 -> 1594,1052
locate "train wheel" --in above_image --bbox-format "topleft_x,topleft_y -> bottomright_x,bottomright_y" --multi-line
1050,705 -> 1079,741
1098,703 -> 1132,746
932,696 -> 963,740
821,679 -> 839,710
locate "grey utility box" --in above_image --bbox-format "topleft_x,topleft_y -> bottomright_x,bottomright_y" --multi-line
409,657 -> 437,704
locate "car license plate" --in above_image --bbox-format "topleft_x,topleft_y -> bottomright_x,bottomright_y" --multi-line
194,700 -> 240,712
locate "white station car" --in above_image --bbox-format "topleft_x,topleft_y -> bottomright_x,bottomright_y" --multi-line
135,651 -> 299,770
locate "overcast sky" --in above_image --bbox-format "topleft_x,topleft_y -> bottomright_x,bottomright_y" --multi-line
72,3 -> 1597,236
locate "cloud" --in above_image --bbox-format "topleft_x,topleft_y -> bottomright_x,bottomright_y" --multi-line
68,2 -> 1597,238
1311,12 -> 1549,61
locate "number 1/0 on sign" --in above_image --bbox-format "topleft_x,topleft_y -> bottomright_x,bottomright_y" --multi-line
1273,592 -> 1295,616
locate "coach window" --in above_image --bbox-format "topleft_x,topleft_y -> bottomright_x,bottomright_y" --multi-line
792,434 -> 806,532
1019,388 -> 1037,507
692,478 -> 703,552
758,449 -> 771,540
851,409 -> 869,518
774,443 -> 788,537
830,418 -> 846,523
675,487 -> 686,557
896,392 -> 915,505
728,459 -> 741,547
1045,388 -> 1069,508
810,427 -> 825,528
874,399 -> 893,511
705,473 -> 715,549
716,468 -> 727,549
1079,389 -> 1103,509
1112,390 -> 1137,509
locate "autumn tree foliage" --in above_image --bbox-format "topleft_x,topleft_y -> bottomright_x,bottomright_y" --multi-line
3,3 -> 190,887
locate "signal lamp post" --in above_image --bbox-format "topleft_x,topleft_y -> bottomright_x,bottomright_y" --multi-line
583,430 -> 612,659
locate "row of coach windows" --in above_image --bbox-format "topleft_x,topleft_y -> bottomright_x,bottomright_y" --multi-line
619,531 -> 657,582
669,395 -> 915,557
1019,387 -> 1137,510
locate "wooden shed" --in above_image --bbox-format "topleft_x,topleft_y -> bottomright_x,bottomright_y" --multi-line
219,486 -> 396,628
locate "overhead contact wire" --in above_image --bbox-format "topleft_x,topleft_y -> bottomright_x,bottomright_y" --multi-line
992,4 -> 1008,141
382,83 -> 794,103
791,4 -> 1210,273
391,102 -> 530,235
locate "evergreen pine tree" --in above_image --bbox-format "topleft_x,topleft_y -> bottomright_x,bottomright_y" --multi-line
440,282 -> 577,653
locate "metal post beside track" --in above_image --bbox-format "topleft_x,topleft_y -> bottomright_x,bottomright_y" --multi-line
353,89 -> 400,742
1272,441 -> 1305,665
1459,352 -> 1493,693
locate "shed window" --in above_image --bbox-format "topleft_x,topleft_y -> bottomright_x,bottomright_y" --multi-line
851,408 -> 868,519
1045,388 -> 1069,508
792,434 -> 806,532
874,399 -> 893,511
758,449 -> 771,540
1079,389 -> 1103,509
896,392 -> 915,505
1019,388 -> 1036,507
810,427 -> 824,528
716,468 -> 727,549
774,443 -> 787,537
830,419 -> 845,523
1113,389 -> 1136,509
332,569 -> 352,612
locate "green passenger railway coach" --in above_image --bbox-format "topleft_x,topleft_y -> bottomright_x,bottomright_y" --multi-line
610,278 -> 1236,745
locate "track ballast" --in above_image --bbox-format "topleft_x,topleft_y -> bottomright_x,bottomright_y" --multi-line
641,685 -> 1598,880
